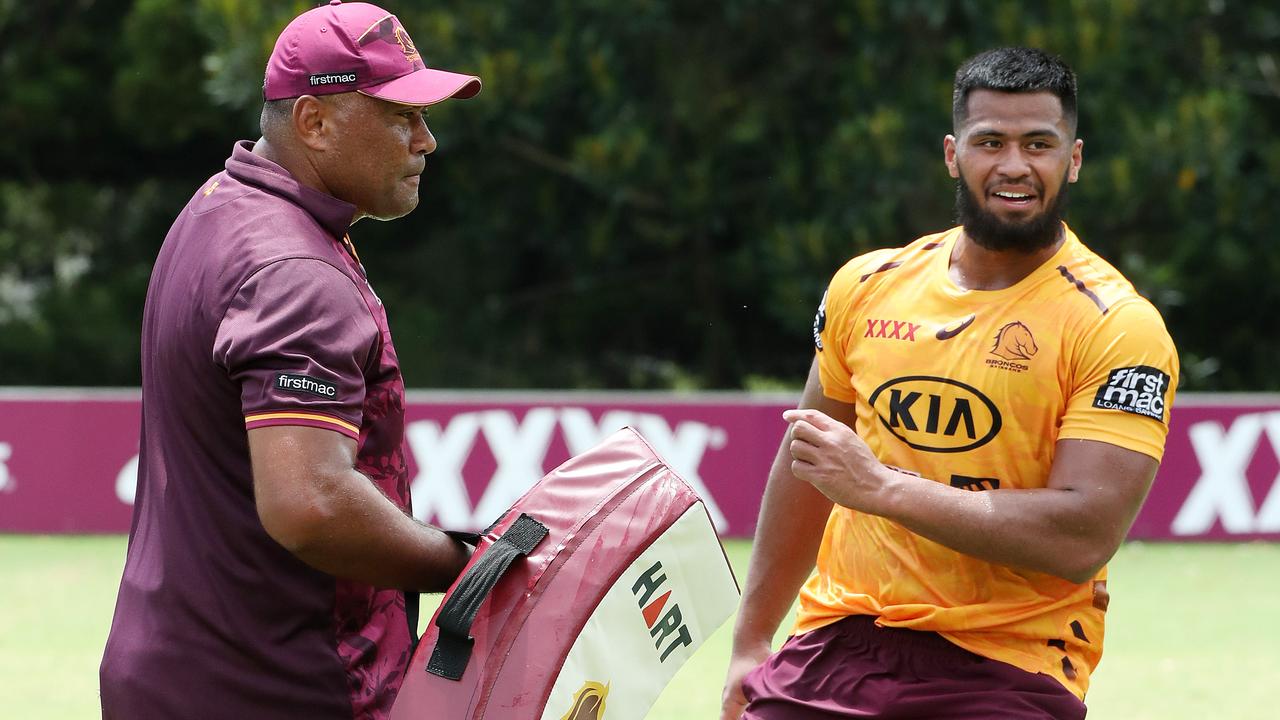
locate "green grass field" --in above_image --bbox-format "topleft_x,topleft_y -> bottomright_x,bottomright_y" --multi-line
3,536 -> 1277,719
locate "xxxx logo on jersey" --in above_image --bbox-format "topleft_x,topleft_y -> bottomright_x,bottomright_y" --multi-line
864,318 -> 921,342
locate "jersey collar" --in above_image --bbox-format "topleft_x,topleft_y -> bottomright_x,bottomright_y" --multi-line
224,140 -> 357,240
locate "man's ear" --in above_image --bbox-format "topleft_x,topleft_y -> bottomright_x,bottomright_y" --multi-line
943,134 -> 960,179
1068,138 -> 1083,183
292,95 -> 331,152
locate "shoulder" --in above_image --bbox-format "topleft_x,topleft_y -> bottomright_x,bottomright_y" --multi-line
1053,233 -> 1174,340
828,228 -> 955,297
197,189 -> 354,300
178,169 -> 345,266
1055,234 -> 1179,386
231,258 -> 367,320
214,258 -> 379,368
1053,231 -> 1165,325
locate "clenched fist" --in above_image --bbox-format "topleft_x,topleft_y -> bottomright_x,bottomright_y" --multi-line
784,408 -> 894,515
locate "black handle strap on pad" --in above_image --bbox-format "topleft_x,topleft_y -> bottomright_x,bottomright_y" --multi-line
443,511 -> 508,548
444,529 -> 483,546
427,513 -> 549,680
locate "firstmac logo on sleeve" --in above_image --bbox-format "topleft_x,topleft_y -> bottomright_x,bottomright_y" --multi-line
275,373 -> 338,399
1092,365 -> 1170,421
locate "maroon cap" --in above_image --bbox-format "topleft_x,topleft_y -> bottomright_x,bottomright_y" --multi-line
264,0 -> 481,105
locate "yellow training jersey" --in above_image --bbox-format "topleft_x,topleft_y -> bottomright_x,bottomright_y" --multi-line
801,225 -> 1178,699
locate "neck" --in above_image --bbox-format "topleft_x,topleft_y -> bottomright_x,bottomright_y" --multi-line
948,226 -> 1065,291
252,136 -> 362,224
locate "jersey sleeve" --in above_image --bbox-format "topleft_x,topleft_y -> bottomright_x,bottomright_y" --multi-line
1058,299 -> 1179,460
815,249 -> 897,403
213,258 -> 379,440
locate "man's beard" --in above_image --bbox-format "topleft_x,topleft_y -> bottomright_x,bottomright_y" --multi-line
955,169 -> 1070,253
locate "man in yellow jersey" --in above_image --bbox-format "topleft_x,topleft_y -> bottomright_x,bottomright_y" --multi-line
721,47 -> 1177,720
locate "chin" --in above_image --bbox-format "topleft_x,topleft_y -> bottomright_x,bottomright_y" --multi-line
368,199 -> 419,222
397,193 -> 421,217
955,176 -> 1070,253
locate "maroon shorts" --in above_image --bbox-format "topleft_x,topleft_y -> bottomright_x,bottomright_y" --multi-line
741,615 -> 1087,720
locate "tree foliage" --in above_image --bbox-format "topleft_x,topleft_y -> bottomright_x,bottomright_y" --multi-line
2,0 -> 1278,390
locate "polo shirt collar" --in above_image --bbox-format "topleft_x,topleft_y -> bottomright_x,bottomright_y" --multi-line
225,140 -> 356,239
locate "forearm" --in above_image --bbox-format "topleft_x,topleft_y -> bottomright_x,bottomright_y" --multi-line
731,440 -> 833,652
875,469 -> 1111,583
790,413 -> 1157,584
251,426 -> 472,592
271,468 -> 471,592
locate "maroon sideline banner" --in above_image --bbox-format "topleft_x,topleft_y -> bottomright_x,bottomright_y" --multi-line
0,389 -> 1278,540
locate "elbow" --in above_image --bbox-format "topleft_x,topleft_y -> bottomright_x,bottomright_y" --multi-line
258,495 -> 338,556
1052,542 -> 1118,585
1055,563 -> 1103,586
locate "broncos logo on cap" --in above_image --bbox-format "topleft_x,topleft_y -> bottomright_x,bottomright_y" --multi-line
357,15 -> 421,64
989,321 -> 1038,361
561,681 -> 608,720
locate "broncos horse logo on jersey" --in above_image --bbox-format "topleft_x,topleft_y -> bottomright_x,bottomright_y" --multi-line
990,321 -> 1038,361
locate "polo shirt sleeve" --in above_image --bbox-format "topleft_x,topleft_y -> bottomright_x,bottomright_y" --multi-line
815,249 -> 897,403
1058,298 -> 1180,461
213,258 -> 378,441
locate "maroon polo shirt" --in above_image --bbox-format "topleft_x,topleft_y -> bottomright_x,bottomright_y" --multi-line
101,141 -> 413,719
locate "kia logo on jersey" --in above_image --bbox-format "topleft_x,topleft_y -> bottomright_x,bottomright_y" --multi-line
868,376 -> 1002,453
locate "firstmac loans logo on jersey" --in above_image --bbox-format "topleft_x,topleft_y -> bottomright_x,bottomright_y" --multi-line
1093,365 -> 1170,421
275,373 -> 338,398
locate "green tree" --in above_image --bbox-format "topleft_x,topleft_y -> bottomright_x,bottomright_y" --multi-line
2,0 -> 1278,391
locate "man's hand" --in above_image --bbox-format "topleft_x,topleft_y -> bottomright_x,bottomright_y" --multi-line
721,361 -> 846,718
719,641 -> 771,720
783,408 -> 892,514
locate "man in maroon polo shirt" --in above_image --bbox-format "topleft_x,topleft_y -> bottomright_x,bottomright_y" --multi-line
100,3 -> 480,717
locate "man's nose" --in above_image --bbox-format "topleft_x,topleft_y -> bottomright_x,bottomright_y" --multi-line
414,121 -> 437,155
995,146 -> 1031,178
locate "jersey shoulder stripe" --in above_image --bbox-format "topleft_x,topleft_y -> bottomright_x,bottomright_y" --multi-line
833,229 -> 954,290
1056,264 -> 1110,315
245,411 -> 359,437
1055,233 -> 1153,318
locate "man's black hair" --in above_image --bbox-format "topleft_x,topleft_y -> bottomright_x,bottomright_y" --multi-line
260,98 -> 296,139
952,47 -> 1078,133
